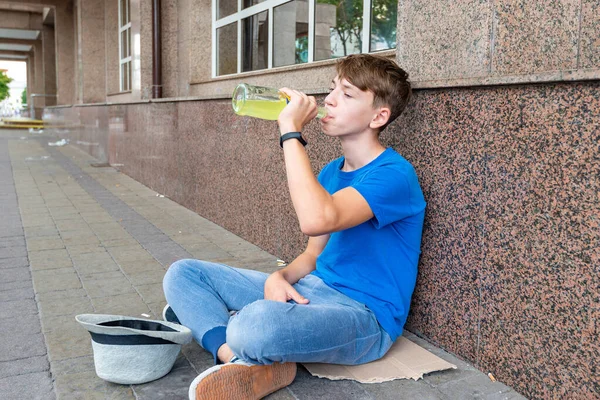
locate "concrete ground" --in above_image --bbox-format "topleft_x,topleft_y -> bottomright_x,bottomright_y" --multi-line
0,130 -> 527,399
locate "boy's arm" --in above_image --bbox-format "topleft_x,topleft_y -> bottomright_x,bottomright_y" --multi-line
264,233 -> 330,303
277,89 -> 374,237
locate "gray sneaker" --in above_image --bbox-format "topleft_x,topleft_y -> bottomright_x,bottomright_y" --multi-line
162,304 -> 181,324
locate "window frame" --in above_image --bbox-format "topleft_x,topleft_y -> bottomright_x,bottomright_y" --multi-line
211,0 -> 378,78
118,0 -> 132,92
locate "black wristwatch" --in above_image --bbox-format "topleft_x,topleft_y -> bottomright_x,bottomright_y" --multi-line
280,132 -> 307,148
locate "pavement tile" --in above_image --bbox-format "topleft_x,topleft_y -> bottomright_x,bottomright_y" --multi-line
0,236 -> 26,248
0,226 -> 24,238
435,372 -> 526,400
101,237 -> 140,247
55,219 -> 90,232
90,293 -> 150,316
0,314 -> 42,335
78,270 -> 126,282
144,242 -> 192,267
0,332 -> 47,362
74,259 -> 121,275
108,246 -> 155,263
133,233 -> 173,244
26,237 -> 65,251
180,342 -> 213,373
24,225 -> 59,238
54,370 -> 135,400
146,300 -> 168,320
65,243 -> 105,255
0,286 -> 35,302
21,215 -> 55,228
71,251 -> 113,268
0,371 -> 55,400
38,296 -> 94,318
132,356 -> 197,399
127,269 -> 166,286
37,288 -> 88,302
81,213 -> 115,224
0,279 -> 32,291
118,259 -> 165,274
0,256 -> 29,269
362,377 -> 447,400
94,229 -> 132,242
32,268 -> 82,293
166,234 -> 212,245
187,248 -> 234,262
48,207 -> 80,219
29,248 -> 72,270
134,283 -> 165,304
0,355 -> 50,379
45,327 -> 93,361
51,355 -> 95,376
2,266 -> 31,282
82,277 -> 136,298
288,366 -> 373,400
0,245 -> 27,259
61,234 -> 100,247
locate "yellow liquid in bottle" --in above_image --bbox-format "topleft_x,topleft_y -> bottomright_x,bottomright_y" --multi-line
232,84 -> 328,120
237,99 -> 288,121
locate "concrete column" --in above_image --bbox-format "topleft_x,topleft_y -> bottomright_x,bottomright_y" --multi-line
42,25 -> 57,107
55,0 -> 76,105
33,40 -> 44,117
26,55 -> 34,117
77,0 -> 106,103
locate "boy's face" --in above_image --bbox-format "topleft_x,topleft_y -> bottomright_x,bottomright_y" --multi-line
320,76 -> 383,137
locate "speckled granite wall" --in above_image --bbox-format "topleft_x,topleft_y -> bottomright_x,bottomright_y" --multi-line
44,80 -> 600,398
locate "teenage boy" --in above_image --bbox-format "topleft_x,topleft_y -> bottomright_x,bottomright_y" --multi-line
163,53 -> 426,400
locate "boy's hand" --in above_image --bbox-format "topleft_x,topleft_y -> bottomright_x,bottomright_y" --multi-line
278,88 -> 318,135
264,271 -> 310,304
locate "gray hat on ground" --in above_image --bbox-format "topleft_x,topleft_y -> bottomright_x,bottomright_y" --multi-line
76,314 -> 193,384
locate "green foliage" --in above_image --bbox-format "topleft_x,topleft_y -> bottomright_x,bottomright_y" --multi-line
0,71 -> 13,102
371,0 -> 397,49
21,87 -> 27,105
317,0 -> 397,55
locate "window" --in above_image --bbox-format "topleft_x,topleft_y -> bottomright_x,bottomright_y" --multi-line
118,0 -> 132,91
212,0 -> 397,76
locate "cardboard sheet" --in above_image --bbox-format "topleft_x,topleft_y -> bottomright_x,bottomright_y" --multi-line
303,336 -> 456,383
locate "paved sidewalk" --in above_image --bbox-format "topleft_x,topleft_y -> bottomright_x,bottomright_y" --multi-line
0,130 -> 527,399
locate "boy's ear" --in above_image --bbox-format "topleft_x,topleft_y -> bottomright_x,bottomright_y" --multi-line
369,107 -> 391,130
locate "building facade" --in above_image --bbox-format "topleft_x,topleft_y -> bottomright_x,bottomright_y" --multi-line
1,1 -> 598,398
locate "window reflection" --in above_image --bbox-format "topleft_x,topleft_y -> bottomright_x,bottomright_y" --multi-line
218,23 -> 237,75
315,0 -> 362,61
242,11 -> 268,72
370,0 -> 396,51
273,0 -> 309,67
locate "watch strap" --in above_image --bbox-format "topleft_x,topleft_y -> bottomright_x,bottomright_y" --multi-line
280,132 -> 307,148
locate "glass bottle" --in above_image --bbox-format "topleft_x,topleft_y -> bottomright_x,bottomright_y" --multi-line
232,83 -> 327,121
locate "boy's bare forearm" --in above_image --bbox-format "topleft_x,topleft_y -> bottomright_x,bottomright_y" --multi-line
283,140 -> 334,235
277,252 -> 317,285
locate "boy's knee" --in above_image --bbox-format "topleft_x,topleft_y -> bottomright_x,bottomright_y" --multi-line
163,258 -> 196,296
226,300 -> 290,363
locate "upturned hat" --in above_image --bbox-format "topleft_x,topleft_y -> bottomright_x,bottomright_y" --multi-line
76,314 -> 193,384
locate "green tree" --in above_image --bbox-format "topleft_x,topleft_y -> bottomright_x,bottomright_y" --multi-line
371,0 -> 397,50
21,87 -> 27,105
318,0 -> 363,56
0,71 -> 13,102
317,0 -> 397,55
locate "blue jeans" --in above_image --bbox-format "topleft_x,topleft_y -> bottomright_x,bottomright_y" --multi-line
163,259 -> 393,365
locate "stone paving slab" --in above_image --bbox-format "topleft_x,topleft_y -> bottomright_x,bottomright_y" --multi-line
0,134 -> 528,400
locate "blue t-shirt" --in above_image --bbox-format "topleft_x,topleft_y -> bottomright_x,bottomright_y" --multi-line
312,147 -> 426,341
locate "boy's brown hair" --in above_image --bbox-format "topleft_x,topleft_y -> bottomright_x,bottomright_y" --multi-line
335,54 -> 412,132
